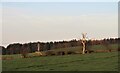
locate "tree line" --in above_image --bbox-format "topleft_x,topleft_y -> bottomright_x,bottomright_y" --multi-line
1,38 -> 119,55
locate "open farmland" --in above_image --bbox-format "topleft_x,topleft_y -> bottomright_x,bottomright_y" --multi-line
2,49 -> 119,71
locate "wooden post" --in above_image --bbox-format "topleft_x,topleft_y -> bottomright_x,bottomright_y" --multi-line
37,43 -> 40,52
35,42 -> 42,56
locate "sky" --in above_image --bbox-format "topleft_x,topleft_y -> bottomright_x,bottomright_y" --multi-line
0,0 -> 119,2
0,1 -> 118,47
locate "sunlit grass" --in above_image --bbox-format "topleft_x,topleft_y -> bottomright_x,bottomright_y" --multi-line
2,51 -> 118,71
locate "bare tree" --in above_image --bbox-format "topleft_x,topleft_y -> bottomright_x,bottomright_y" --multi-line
81,33 -> 87,54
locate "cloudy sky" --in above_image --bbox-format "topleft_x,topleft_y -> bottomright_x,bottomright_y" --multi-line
0,2 -> 118,47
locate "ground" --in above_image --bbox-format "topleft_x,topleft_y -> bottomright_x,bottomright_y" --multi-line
2,51 -> 118,71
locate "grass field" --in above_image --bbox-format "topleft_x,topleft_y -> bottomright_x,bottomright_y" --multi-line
2,51 -> 118,71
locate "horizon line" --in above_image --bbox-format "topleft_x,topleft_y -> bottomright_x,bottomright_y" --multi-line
1,36 -> 119,48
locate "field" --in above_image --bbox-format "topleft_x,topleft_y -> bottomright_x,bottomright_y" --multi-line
2,44 -> 119,71
2,51 -> 118,71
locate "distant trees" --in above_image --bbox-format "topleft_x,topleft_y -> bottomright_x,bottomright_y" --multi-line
1,38 -> 120,55
6,43 -> 22,55
28,42 -> 37,53
0,46 -> 6,55
21,44 -> 29,58
102,39 -> 112,52
86,40 -> 92,51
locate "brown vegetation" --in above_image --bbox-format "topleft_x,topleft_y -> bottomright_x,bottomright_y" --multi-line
2,56 -> 13,60
95,49 -> 111,53
45,50 -> 56,56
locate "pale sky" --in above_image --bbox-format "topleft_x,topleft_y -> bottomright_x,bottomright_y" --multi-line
0,2 -> 118,47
